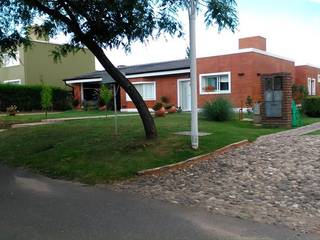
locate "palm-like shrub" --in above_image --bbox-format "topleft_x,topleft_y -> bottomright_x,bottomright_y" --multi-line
203,97 -> 234,121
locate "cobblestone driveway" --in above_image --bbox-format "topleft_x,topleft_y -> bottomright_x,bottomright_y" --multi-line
114,123 -> 320,234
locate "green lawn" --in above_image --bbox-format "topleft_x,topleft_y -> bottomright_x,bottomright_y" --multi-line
308,130 -> 320,135
0,113 -> 292,184
0,110 -> 132,128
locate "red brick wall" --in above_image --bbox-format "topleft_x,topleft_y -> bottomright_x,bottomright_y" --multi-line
239,36 -> 267,51
120,52 -> 296,110
120,74 -> 189,110
261,73 -> 293,128
295,66 -> 320,96
252,53 -> 295,102
197,52 -> 254,108
73,83 -> 81,107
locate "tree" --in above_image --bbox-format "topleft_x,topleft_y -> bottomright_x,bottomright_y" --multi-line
41,83 -> 53,118
0,0 -> 238,139
99,84 -> 113,118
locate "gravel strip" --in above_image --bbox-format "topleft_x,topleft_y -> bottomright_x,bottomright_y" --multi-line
114,123 -> 320,234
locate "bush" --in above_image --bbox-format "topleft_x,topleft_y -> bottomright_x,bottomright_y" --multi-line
0,84 -> 72,112
72,98 -> 80,108
203,97 -> 234,121
302,96 -> 320,117
82,100 -> 99,111
292,84 -> 308,104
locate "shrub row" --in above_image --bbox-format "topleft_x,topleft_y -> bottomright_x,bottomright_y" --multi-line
0,84 -> 72,112
302,96 -> 320,117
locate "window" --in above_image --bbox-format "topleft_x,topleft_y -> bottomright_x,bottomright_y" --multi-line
199,72 -> 231,94
318,74 -> 320,83
1,52 -> 20,67
308,78 -> 316,96
3,79 -> 21,85
126,82 -> 156,101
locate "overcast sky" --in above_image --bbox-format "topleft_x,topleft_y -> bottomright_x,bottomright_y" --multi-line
53,0 -> 320,70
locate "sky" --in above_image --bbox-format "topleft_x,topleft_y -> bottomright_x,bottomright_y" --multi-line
52,0 -> 320,70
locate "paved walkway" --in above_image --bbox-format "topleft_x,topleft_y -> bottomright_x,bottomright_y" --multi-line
0,164 -> 318,240
0,112 -> 62,117
6,113 -> 139,129
115,122 -> 320,235
42,113 -> 139,122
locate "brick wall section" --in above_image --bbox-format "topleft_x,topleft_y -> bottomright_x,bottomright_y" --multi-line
252,53 -> 295,102
295,65 -> 320,96
120,74 -> 189,110
239,36 -> 267,51
261,73 -> 292,128
120,52 -> 296,110
73,83 -> 81,108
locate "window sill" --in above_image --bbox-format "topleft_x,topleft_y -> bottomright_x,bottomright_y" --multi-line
126,98 -> 156,102
200,91 -> 231,95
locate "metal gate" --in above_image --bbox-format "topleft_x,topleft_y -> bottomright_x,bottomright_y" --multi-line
264,76 -> 283,118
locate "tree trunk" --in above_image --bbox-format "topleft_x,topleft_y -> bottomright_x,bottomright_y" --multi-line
83,40 -> 157,139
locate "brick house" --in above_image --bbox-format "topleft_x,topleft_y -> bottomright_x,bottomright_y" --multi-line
64,36 -> 320,111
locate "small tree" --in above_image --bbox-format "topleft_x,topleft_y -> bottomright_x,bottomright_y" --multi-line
99,85 -> 113,118
41,84 -> 53,118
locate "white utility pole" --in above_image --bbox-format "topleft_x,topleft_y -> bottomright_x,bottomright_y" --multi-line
113,84 -> 118,136
189,0 -> 199,149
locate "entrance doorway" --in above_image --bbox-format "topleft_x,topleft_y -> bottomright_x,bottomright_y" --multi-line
178,79 -> 191,111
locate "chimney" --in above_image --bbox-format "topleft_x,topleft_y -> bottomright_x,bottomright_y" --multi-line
239,36 -> 266,51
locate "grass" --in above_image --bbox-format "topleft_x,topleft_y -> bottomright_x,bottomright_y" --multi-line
308,130 -> 320,135
0,113 -> 293,184
0,110 -> 133,128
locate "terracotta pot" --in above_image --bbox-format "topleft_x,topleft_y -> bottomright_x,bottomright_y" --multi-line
155,107 -> 166,117
167,106 -> 177,113
99,105 -> 107,111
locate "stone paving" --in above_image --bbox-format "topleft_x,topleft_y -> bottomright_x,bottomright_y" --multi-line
114,123 -> 320,234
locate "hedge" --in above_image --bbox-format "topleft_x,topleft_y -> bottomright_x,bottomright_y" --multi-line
302,96 -> 320,117
0,84 -> 72,112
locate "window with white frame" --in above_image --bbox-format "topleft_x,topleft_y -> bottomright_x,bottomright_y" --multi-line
308,78 -> 316,96
1,52 -> 20,67
199,72 -> 231,94
3,79 -> 22,85
318,74 -> 320,83
126,82 -> 156,101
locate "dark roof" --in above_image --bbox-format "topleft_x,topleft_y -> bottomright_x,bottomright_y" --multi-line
64,70 -> 115,83
63,59 -> 190,82
120,59 -> 189,75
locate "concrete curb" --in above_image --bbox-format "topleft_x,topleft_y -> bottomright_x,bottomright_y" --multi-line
137,139 -> 250,176
11,121 -> 59,129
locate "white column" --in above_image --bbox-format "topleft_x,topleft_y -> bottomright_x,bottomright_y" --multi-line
189,0 -> 199,149
113,84 -> 118,135
80,83 -> 84,104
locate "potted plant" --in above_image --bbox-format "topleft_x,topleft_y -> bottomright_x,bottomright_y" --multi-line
6,105 -> 18,116
203,85 -> 215,92
152,102 -> 165,117
164,103 -> 177,113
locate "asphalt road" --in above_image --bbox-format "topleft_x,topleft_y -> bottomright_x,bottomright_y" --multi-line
0,165 -> 318,240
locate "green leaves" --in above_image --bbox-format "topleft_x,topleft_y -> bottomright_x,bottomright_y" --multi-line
41,83 -> 53,118
100,84 -> 112,105
205,0 -> 238,32
0,0 -> 238,57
